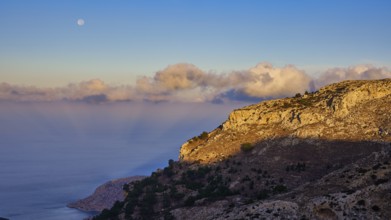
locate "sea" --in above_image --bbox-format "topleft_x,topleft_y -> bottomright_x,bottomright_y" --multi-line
0,101 -> 246,220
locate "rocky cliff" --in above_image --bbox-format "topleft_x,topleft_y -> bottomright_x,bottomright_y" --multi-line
180,79 -> 391,163
92,79 -> 391,220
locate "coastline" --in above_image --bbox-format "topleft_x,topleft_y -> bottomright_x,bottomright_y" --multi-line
68,176 -> 146,213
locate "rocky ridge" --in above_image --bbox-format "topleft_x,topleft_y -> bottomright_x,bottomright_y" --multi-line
180,79 -> 391,163
92,79 -> 391,220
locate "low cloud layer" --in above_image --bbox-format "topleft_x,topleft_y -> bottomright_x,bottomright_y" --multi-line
315,65 -> 391,88
0,79 -> 134,103
1,63 -> 390,103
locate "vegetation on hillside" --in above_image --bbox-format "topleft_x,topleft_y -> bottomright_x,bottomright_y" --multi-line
93,150 -> 294,219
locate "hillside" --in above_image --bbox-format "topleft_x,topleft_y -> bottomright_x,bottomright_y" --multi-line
93,79 -> 391,220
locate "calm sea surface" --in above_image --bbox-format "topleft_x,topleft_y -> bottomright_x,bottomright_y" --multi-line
0,102 -> 246,220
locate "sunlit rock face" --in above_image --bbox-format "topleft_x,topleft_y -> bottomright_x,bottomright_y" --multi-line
180,79 -> 391,163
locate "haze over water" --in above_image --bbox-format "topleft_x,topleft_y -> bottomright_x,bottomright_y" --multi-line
0,102 -> 245,219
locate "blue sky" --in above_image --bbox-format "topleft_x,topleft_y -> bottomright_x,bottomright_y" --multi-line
1,0 -> 390,87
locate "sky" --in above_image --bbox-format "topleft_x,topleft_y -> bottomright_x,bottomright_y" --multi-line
0,0 -> 390,102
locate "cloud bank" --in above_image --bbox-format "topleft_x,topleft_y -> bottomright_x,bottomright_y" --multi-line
1,63 -> 390,103
314,65 -> 391,88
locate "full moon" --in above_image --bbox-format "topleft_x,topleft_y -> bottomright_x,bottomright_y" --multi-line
77,19 -> 85,26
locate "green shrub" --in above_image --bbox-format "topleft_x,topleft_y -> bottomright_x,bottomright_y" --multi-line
94,201 -> 124,220
273,185 -> 287,194
93,208 -> 116,220
372,205 -> 380,211
356,200 -> 366,206
163,167 -> 174,177
168,159 -> 175,167
282,102 -> 293,108
162,193 -> 171,208
241,143 -> 254,152
184,196 -> 196,206
123,183 -> 129,192
163,211 -> 175,220
189,131 -> 209,142
297,98 -> 312,107
257,189 -> 269,200
169,185 -> 185,199
199,131 -> 208,140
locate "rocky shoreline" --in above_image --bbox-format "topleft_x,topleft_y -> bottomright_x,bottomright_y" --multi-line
68,176 -> 145,212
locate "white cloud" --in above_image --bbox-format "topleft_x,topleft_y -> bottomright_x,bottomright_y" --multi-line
238,63 -> 312,98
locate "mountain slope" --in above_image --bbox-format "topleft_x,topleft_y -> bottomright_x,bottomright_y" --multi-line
180,79 -> 391,163
93,79 -> 391,220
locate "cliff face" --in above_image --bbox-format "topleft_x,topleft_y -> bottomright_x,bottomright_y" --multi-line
180,79 -> 391,163
93,79 -> 391,220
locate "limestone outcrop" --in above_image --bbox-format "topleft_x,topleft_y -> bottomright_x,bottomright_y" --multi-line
180,79 -> 391,163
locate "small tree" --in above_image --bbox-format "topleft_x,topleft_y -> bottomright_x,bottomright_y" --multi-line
257,189 -> 269,200
199,131 -> 208,140
184,196 -> 196,206
168,159 -> 175,168
241,143 -> 254,152
273,185 -> 287,194
162,193 -> 171,208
